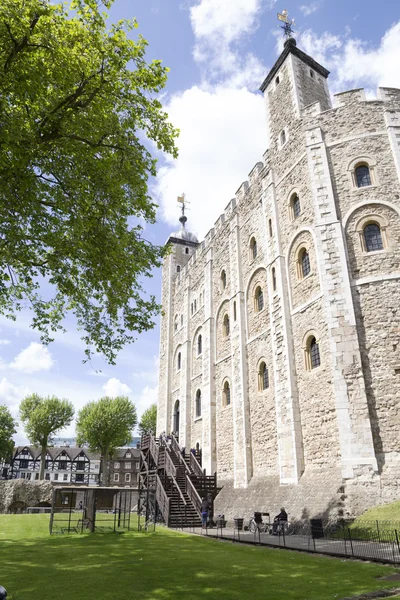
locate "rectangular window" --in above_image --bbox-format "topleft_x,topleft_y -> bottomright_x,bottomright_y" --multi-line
45,473 -> 50,480
63,474 -> 68,481
75,474 -> 84,483
114,473 -> 119,482
20,472 -> 26,479
20,460 -> 29,469
114,462 -> 120,469
58,460 -> 67,470
35,473 -> 39,480
126,453 -> 131,459
54,473 -> 59,481
125,473 -> 131,482
75,462 -> 85,471
135,462 -> 140,470
125,462 -> 131,470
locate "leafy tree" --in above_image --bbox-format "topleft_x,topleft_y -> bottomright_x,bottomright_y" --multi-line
0,405 -> 17,464
138,403 -> 157,436
19,394 -> 74,479
76,396 -> 137,485
0,0 -> 178,364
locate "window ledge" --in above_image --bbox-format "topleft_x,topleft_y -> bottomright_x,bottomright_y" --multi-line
352,184 -> 378,192
298,272 -> 313,283
194,416 -> 202,422
362,249 -> 387,256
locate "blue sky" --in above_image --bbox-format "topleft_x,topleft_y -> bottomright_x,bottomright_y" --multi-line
2,0 -> 400,444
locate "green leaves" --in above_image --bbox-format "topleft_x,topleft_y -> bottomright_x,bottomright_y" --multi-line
0,404 -> 17,463
138,403 -> 157,436
76,395 -> 137,485
0,0 -> 178,363
19,393 -> 75,447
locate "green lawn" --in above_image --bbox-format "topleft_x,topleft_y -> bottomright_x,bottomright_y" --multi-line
355,501 -> 400,525
0,515 -> 399,600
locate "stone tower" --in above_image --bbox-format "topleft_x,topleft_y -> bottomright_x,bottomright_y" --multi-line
157,37 -> 400,518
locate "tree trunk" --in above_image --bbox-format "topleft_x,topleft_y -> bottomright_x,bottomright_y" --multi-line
39,443 -> 47,480
102,448 -> 109,486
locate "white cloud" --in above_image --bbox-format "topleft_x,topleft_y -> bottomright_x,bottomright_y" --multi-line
190,0 -> 266,85
155,85 -> 267,239
297,22 -> 400,93
102,377 -> 131,397
10,342 -> 54,374
299,3 -> 320,16
0,339 -> 10,345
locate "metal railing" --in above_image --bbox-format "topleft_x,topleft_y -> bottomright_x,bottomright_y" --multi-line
199,518 -> 400,565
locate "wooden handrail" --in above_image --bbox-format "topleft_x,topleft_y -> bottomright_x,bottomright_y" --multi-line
170,436 -> 191,474
186,474 -> 202,518
149,433 -> 159,465
156,474 -> 170,524
190,452 -> 204,478
164,450 -> 177,479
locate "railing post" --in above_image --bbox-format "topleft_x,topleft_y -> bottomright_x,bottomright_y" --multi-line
347,527 -> 354,557
376,519 -> 381,543
395,530 -> 400,564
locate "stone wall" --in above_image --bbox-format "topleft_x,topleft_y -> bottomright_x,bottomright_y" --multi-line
0,480 -> 52,513
157,38 -> 400,520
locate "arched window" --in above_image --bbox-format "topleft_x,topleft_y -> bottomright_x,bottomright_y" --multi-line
275,75 -> 280,86
364,223 -> 383,252
174,316 -> 178,332
268,219 -> 273,237
309,337 -> 320,369
181,315 -> 183,326
304,336 -> 321,371
355,164 -> 371,188
197,334 -> 202,356
258,362 -> 269,391
177,352 -> 181,371
300,249 -> 310,278
223,314 -> 230,337
194,299 -> 197,312
272,267 -> 277,291
191,303 -> 193,315
291,193 -> 301,219
185,247 -> 189,254
195,390 -> 201,418
280,130 -> 286,146
221,270 -> 227,290
177,265 -> 181,273
250,237 -> 257,260
222,381 -> 231,406
233,301 -> 237,321
310,69 -> 314,79
173,400 -> 180,435
255,286 -> 264,312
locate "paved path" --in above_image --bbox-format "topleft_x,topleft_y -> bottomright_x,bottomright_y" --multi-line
181,526 -> 400,565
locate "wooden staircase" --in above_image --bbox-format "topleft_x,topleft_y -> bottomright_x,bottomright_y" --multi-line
139,433 -> 219,529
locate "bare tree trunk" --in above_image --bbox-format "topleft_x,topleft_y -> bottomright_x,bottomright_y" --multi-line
39,443 -> 47,480
101,448 -> 109,486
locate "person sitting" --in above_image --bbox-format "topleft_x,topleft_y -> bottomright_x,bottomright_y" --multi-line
272,507 -> 288,535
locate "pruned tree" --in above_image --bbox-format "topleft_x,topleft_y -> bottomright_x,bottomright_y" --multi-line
76,396 -> 137,485
0,0 -> 178,364
19,394 -> 74,479
138,403 -> 157,437
0,405 -> 17,464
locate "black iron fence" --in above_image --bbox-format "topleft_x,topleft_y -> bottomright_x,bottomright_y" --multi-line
190,518 -> 400,565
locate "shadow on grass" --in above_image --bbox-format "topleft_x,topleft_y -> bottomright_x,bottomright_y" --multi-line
0,520 -> 399,600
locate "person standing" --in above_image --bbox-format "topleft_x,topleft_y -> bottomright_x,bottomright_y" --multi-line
201,497 -> 210,529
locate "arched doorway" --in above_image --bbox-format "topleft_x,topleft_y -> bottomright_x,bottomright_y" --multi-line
173,400 -> 180,435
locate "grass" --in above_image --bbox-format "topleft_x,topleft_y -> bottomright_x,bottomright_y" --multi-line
0,515 -> 399,600
355,501 -> 400,525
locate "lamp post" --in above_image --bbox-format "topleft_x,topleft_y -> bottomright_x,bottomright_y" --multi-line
0,585 -> 7,598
